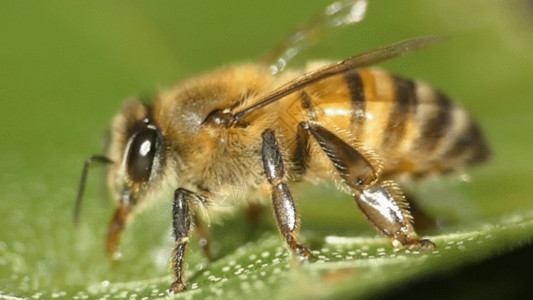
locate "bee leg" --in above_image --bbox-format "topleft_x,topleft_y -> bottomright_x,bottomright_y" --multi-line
106,204 -> 131,260
262,129 -> 311,259
354,183 -> 435,250
193,214 -> 212,261
304,122 -> 435,251
170,188 -> 193,293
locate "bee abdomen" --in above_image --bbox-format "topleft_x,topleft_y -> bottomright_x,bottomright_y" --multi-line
436,108 -> 490,167
381,75 -> 417,151
345,69 -> 420,153
414,82 -> 490,170
342,69 -> 489,174
344,69 -> 365,138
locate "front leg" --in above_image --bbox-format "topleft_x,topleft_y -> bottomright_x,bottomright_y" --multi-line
262,129 -> 311,259
106,204 -> 131,260
170,188 -> 193,293
304,122 -> 435,250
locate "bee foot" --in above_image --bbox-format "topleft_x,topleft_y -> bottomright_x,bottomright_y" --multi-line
170,281 -> 186,293
296,245 -> 312,261
398,238 -> 436,251
418,239 -> 436,250
110,249 -> 122,261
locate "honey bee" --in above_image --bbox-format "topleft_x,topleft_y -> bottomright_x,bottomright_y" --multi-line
74,0 -> 489,293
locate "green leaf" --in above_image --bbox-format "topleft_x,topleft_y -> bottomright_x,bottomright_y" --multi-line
2,208 -> 533,299
1,1 -> 533,299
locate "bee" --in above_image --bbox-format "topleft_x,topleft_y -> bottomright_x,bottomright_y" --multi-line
74,0 -> 489,293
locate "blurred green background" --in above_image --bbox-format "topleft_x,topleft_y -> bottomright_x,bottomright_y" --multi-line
1,0 -> 532,299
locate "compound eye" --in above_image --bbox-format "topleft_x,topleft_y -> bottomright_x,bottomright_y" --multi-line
126,127 -> 158,182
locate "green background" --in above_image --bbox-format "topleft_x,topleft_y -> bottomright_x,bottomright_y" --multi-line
1,1 -> 533,299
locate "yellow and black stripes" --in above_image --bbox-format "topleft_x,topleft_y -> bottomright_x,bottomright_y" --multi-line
414,88 -> 453,155
413,83 -> 489,171
381,76 -> 417,151
287,68 -> 489,176
345,69 -> 366,138
438,108 -> 490,167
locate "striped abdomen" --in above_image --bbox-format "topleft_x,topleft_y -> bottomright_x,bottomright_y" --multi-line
281,68 -> 490,177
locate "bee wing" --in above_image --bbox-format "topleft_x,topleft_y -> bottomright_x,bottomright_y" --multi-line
263,0 -> 368,75
234,36 -> 446,123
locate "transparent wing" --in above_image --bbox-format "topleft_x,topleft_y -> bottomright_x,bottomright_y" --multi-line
263,0 -> 368,75
233,36 -> 446,124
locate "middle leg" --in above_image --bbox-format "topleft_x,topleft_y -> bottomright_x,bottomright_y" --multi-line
261,128 -> 311,259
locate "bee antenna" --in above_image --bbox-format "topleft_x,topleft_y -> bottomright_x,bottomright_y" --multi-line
73,155 -> 113,227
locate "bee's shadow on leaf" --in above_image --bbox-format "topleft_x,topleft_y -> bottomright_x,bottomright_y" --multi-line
205,204 -> 278,260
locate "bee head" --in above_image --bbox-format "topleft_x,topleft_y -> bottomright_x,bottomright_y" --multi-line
74,99 -> 167,225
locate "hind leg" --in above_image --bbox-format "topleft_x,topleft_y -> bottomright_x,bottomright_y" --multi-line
303,122 -> 435,250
